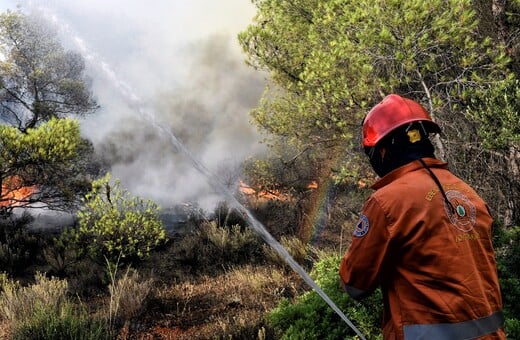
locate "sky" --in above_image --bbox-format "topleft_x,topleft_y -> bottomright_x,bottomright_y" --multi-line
0,1 -> 267,211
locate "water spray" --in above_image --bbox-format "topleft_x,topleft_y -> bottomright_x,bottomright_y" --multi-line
38,6 -> 367,339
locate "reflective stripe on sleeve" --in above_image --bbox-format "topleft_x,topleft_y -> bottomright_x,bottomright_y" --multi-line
403,311 -> 503,340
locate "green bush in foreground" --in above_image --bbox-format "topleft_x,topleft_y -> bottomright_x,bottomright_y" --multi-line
268,256 -> 382,340
64,174 -> 167,266
494,224 -> 520,338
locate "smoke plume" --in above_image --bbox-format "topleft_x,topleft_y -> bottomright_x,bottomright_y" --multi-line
94,34 -> 266,209
3,0 -> 266,211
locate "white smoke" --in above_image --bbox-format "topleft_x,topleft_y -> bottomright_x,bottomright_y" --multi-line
93,33 -> 266,209
4,1 -> 266,211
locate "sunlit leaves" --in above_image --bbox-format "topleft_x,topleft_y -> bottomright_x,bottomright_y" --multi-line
72,174 -> 167,265
0,118 -> 81,171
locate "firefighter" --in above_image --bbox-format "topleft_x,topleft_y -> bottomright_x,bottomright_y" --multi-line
339,94 -> 504,339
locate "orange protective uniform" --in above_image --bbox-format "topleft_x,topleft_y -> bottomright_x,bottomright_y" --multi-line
339,158 -> 504,339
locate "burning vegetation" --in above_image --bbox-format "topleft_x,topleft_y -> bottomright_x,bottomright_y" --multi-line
238,180 -> 292,203
0,176 -> 37,209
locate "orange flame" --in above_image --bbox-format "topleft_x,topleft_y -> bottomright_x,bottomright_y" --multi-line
307,181 -> 318,189
0,176 -> 37,208
239,180 -> 320,204
239,180 -> 291,202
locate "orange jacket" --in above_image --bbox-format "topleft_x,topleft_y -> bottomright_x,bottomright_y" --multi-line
339,158 -> 504,339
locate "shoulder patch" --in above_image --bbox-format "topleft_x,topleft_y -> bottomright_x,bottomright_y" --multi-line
444,190 -> 476,232
353,214 -> 370,237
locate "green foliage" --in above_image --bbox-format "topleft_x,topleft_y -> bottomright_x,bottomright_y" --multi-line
0,272 -> 110,340
173,221 -> 265,274
504,318 -> 520,340
202,221 -> 264,265
467,78 -> 520,149
0,118 -> 81,163
268,256 -> 382,339
64,174 -> 167,266
494,224 -> 520,338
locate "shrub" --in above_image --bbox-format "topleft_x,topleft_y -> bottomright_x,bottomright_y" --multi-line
494,224 -> 520,338
0,272 -> 110,339
63,174 -> 167,266
0,272 -> 68,325
42,232 -> 77,276
268,255 -> 382,340
213,202 -> 248,229
205,221 -> 265,265
263,235 -> 309,267
246,199 -> 302,239
205,222 -> 259,254
107,265 -> 153,325
173,221 -> 265,275
11,303 -> 109,340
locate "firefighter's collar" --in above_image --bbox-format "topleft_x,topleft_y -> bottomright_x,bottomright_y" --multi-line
371,158 -> 448,190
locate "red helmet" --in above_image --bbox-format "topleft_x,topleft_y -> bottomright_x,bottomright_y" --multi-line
362,94 -> 441,147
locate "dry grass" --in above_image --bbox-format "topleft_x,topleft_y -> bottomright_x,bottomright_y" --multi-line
263,235 -> 309,266
0,319 -> 11,339
135,264 -> 304,339
0,272 -> 68,328
204,222 -> 257,253
108,267 -> 154,323
112,220 -> 347,339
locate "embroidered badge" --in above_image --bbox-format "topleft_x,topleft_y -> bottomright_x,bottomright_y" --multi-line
353,214 -> 370,237
443,190 -> 476,232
